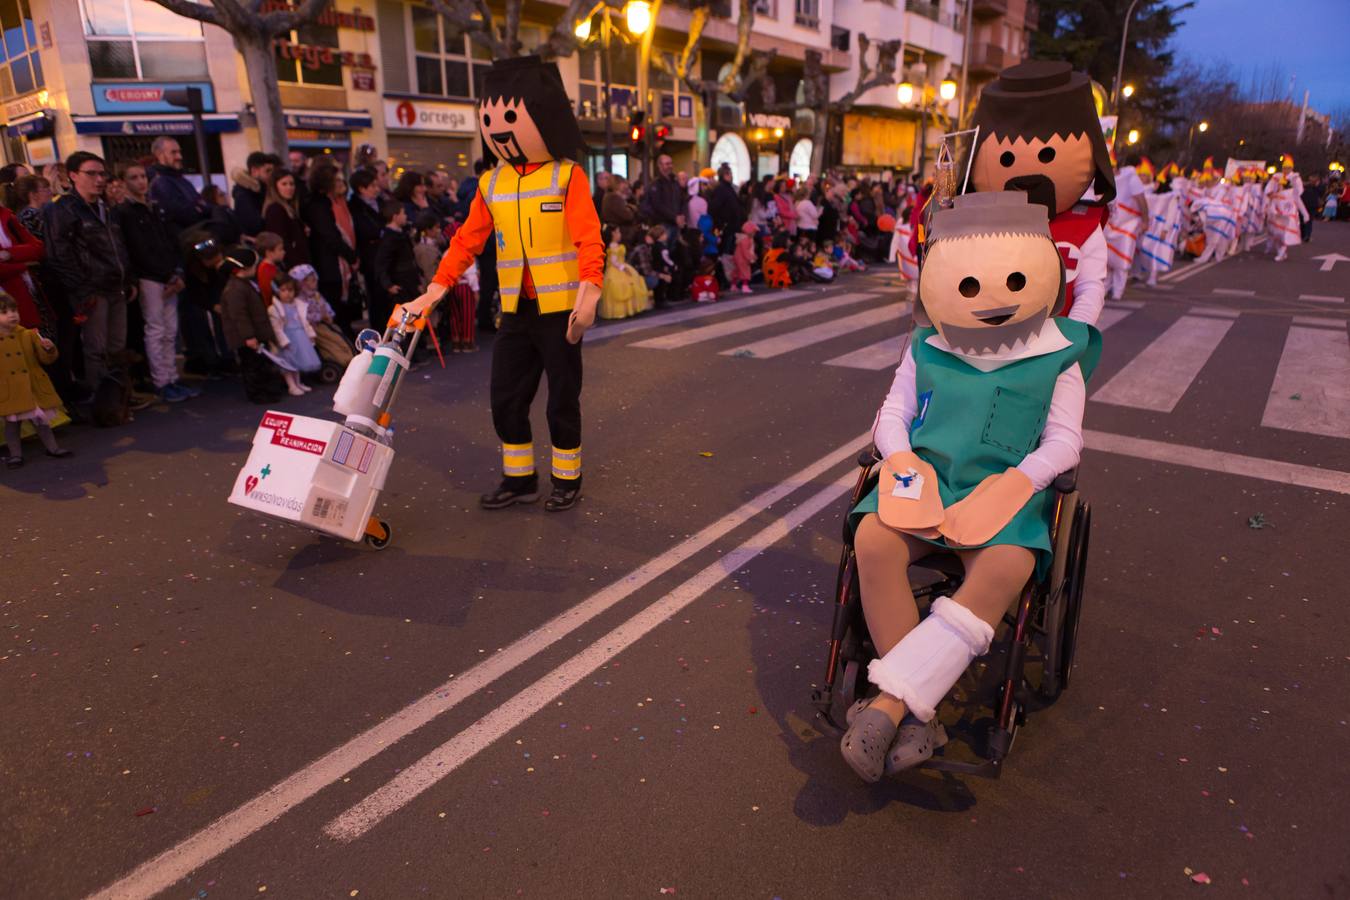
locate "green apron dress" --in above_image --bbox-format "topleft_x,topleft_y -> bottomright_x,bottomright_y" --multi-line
851,318 -> 1101,581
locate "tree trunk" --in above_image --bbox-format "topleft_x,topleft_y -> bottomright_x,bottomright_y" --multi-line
237,31 -> 289,155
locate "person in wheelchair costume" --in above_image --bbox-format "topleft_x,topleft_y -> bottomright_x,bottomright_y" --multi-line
840,191 -> 1101,782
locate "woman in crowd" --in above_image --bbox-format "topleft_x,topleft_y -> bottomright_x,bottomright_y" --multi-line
262,168 -> 310,267
303,163 -> 359,334
602,175 -> 637,232
794,186 -> 820,243
12,175 -> 52,238
395,170 -> 431,223
772,179 -> 798,236
0,196 -> 47,330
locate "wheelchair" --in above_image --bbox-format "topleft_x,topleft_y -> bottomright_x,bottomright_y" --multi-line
811,447 -> 1091,778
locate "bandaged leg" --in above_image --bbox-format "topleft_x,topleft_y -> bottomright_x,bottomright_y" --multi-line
866,596 -> 994,723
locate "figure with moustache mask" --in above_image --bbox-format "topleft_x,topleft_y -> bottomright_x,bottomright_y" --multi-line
406,56 -> 604,512
970,61 -> 1116,326
839,192 -> 1100,782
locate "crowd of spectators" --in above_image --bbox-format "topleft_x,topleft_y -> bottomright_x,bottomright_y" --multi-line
0,136 -> 923,468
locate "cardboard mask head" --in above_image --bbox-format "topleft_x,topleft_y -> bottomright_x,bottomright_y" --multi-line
916,192 -> 1065,356
478,56 -> 586,167
971,61 -> 1116,215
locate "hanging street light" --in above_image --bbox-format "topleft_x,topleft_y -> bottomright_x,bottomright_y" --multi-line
625,0 -> 651,35
1198,120 -> 1209,133
1122,83 -> 1135,99
574,17 -> 592,40
897,82 -> 915,105
939,79 -> 957,102
1126,128 -> 1140,145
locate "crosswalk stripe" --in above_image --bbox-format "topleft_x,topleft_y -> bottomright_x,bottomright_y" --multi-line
723,302 -> 909,359
1299,294 -> 1345,303
631,292 -> 877,350
589,289 -> 811,343
826,334 -> 908,370
1095,307 -> 1137,331
1091,313 -> 1236,412
1159,257 -> 1223,283
1262,322 -> 1350,439
1212,288 -> 1255,296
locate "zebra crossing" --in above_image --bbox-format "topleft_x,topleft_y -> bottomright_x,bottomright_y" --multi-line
591,285 -> 1350,441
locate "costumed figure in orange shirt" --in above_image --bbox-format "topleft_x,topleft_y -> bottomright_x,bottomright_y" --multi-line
405,56 -> 604,512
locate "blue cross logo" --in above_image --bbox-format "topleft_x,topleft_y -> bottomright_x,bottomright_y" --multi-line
260,464 -> 272,479
893,471 -> 915,488
496,229 -> 506,252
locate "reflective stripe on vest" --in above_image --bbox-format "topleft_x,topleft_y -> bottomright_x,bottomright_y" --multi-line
483,161 -> 582,315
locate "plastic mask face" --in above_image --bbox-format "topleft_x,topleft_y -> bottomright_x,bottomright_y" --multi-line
971,133 -> 1096,216
919,232 -> 1062,354
479,98 -> 550,166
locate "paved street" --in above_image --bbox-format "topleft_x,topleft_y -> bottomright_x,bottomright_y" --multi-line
6,224 -> 1350,899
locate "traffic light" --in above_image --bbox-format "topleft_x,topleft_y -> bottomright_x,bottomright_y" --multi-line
653,122 -> 670,151
628,110 -> 645,154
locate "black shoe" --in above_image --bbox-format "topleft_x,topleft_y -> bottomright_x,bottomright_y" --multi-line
544,482 -> 582,512
45,448 -> 73,458
480,479 -> 540,509
4,455 -> 22,469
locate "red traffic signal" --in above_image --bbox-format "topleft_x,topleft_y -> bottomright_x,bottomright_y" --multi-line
630,125 -> 644,142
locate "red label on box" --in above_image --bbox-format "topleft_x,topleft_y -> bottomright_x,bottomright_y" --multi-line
259,413 -> 327,456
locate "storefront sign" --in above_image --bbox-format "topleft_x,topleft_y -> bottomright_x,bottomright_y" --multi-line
748,113 -> 791,131
262,1 -> 375,31
5,112 -> 52,137
384,98 -> 475,134
283,110 -> 372,131
274,40 -> 374,71
27,137 -> 56,166
92,82 -> 216,114
350,70 -> 376,92
4,94 -> 44,121
38,22 -> 51,49
72,114 -> 242,136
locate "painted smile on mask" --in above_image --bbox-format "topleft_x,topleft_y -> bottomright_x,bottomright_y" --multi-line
972,305 -> 1018,325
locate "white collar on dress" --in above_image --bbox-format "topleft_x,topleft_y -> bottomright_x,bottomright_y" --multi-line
926,319 -> 1071,372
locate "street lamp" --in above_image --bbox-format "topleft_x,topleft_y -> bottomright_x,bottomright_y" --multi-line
1198,120 -> 1209,133
574,17 -> 591,40
897,82 -> 915,105
1126,128 -> 1140,145
625,0 -> 651,35
1185,119 -> 1209,167
1112,0 -> 1143,110
939,79 -> 957,102
1122,83 -> 1135,99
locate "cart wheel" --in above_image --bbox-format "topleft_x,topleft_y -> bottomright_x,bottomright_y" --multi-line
841,659 -> 862,710
364,519 -> 392,550
1059,504 -> 1090,690
320,361 -> 343,384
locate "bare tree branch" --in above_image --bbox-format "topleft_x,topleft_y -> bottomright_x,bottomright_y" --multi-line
262,0 -> 333,35
538,0 -> 592,60
431,0 -> 504,57
503,0 -> 522,56
148,0 -> 225,27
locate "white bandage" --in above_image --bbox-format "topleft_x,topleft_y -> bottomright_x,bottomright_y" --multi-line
866,596 -> 995,722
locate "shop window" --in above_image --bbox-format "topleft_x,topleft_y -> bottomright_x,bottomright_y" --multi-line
81,0 -> 207,83
794,0 -> 819,28
276,21 -> 342,86
406,6 -> 517,101
0,0 -> 42,100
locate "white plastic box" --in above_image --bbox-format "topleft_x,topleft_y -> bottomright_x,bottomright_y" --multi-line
228,411 -> 395,543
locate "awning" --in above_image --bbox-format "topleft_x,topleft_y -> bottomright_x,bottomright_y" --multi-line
72,114 -> 242,136
6,110 -> 54,138
283,109 -> 372,131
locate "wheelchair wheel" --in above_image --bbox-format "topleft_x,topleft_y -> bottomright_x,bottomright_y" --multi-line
1058,503 -> 1090,690
1038,491 -> 1079,700
841,659 -> 863,709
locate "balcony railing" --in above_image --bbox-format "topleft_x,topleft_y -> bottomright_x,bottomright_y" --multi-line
906,0 -> 963,29
969,41 -> 1007,75
971,0 -> 1007,18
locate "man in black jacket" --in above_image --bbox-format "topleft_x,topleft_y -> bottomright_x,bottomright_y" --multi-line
708,163 -> 744,256
371,200 -> 420,332
639,154 -> 683,227
231,151 -> 277,238
349,168 -> 384,295
147,137 -> 209,232
117,163 -> 198,403
44,151 -> 134,392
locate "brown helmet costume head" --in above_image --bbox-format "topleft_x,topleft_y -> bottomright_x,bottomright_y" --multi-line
917,192 -> 1065,355
478,55 -> 585,167
971,61 -> 1116,215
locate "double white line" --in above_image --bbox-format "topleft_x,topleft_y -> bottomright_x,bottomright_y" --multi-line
89,432 -> 870,899
1157,255 -> 1226,284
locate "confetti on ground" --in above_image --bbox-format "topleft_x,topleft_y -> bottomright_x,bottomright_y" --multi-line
1191,872 -> 1212,885
1247,513 -> 1269,529
134,807 -> 156,817
698,451 -> 714,458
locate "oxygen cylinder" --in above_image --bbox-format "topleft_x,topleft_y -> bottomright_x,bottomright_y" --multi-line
332,349 -> 374,416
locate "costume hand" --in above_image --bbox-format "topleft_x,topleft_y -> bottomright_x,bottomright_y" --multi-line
567,282 -> 600,344
938,467 -> 1035,548
403,285 -> 445,318
876,450 -> 944,533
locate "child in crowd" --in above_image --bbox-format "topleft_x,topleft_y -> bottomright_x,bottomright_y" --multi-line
290,263 -> 353,368
267,272 -> 319,395
731,221 -> 757,294
444,260 -> 479,353
812,241 -> 836,281
218,247 -> 286,405
691,257 -> 720,303
834,237 -> 867,272
412,209 -> 444,291
254,231 -> 285,304
372,201 -> 420,334
0,293 -> 71,468
599,225 -> 647,319
648,225 -> 676,307
763,233 -> 792,288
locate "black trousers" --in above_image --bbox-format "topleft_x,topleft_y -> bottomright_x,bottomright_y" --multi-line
489,298 -> 582,487
237,347 -> 286,403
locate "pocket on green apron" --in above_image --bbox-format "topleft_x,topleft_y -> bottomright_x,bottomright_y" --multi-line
981,386 -> 1047,455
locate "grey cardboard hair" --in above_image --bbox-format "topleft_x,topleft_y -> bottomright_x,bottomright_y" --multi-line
927,191 -> 1052,243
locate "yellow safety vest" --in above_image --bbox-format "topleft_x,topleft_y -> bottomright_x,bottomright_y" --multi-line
482,160 -> 581,314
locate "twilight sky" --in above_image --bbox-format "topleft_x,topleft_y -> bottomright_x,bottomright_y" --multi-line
1169,0 -> 1350,115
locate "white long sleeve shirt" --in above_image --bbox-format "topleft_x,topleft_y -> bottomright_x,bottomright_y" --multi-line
1065,226 -> 1107,327
872,330 -> 1086,492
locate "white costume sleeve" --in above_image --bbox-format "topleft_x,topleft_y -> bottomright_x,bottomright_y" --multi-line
1067,227 -> 1107,326
872,347 -> 918,457
1015,364 -> 1086,491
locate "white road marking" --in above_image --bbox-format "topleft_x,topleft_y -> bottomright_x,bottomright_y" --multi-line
1211,288 -> 1256,296
826,334 -> 908,370
1261,323 -> 1350,439
1095,306 -> 1137,331
1158,257 -> 1221,283
632,292 -> 877,350
1084,430 -> 1350,494
85,430 -> 872,900
325,470 -> 860,841
722,302 -> 910,359
587,290 -> 811,343
1298,294 -> 1344,304
1190,306 -> 1240,318
1292,316 -> 1348,329
1091,314 -> 1236,412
